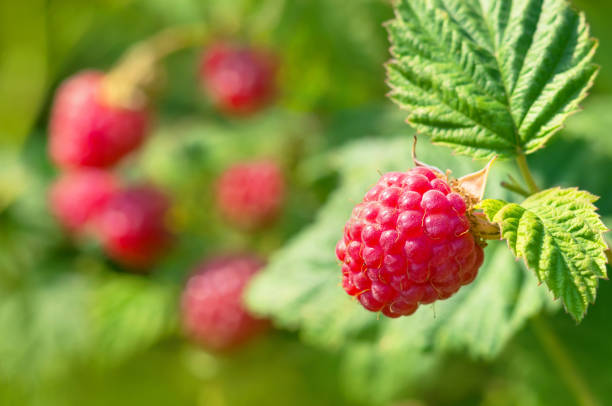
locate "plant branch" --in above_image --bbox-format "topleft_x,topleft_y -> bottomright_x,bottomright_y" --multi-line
530,316 -> 600,406
103,23 -> 208,109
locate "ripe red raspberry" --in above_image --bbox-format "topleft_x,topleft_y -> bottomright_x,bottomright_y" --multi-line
199,43 -> 277,115
336,167 -> 484,318
95,185 -> 172,268
181,254 -> 267,351
216,160 -> 285,229
49,70 -> 150,169
49,169 -> 119,233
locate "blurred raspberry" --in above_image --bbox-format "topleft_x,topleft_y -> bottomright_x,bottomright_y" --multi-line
181,254 -> 267,351
199,43 -> 277,114
49,169 -> 119,233
336,167 -> 484,318
49,70 -> 150,169
95,185 -> 172,268
216,160 -> 285,229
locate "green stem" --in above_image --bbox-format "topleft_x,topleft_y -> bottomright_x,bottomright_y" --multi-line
530,316 -> 600,406
516,152 -> 539,195
131,23 -> 209,61
103,23 -> 208,108
500,181 -> 530,197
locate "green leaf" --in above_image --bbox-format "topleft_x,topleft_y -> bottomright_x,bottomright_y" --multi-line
386,0 -> 598,159
480,188 -> 608,321
88,275 -> 178,364
246,136 -> 554,403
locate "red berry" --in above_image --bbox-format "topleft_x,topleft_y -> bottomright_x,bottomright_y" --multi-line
49,70 -> 150,169
181,254 -> 268,351
337,167 -> 484,317
216,160 -> 285,229
95,185 -> 172,268
49,169 -> 119,232
199,43 -> 277,115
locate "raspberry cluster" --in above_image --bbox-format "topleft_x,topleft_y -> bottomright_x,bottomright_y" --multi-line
216,160 -> 285,229
181,254 -> 267,351
200,43 -> 277,115
47,69 -> 173,269
336,167 -> 484,318
49,71 -> 150,169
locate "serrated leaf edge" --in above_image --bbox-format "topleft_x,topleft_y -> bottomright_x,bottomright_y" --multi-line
478,187 -> 608,322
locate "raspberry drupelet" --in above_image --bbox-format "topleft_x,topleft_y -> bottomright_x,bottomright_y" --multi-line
336,166 -> 484,318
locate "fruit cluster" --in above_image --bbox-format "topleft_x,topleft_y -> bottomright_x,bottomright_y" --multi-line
336,167 -> 484,318
47,39 -> 281,350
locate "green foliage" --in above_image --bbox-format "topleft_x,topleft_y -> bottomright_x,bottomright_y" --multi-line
3,0 -> 612,404
480,188 -> 608,321
89,276 -> 178,363
386,0 -> 598,159
0,0 -> 47,148
247,136 -> 555,403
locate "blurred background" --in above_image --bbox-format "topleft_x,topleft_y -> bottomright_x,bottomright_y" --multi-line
1,0 -> 612,405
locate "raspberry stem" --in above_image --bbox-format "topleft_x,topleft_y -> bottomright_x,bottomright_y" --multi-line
530,316 -> 600,406
103,23 -> 208,109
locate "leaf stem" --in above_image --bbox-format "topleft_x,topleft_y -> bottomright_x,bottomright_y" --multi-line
500,181 -> 530,197
530,316 -> 600,406
516,152 -> 540,195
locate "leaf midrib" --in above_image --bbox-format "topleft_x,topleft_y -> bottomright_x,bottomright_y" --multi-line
449,0 -> 522,149
394,2 -> 517,147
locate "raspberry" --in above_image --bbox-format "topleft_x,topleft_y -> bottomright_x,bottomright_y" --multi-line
49,70 -> 150,169
216,160 -> 285,229
94,185 -> 172,268
181,254 -> 267,351
336,167 -> 484,318
199,43 -> 277,115
49,169 -> 119,232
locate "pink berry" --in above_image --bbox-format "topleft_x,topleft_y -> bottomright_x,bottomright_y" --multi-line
181,254 -> 268,351
49,169 -> 118,232
95,185 -> 172,268
49,70 -> 150,169
216,160 -> 285,229
199,43 -> 277,115
337,167 -> 484,317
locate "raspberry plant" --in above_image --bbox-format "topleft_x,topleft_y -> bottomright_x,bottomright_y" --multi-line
246,0 -> 609,404
3,0 -> 612,405
385,0 -> 605,322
